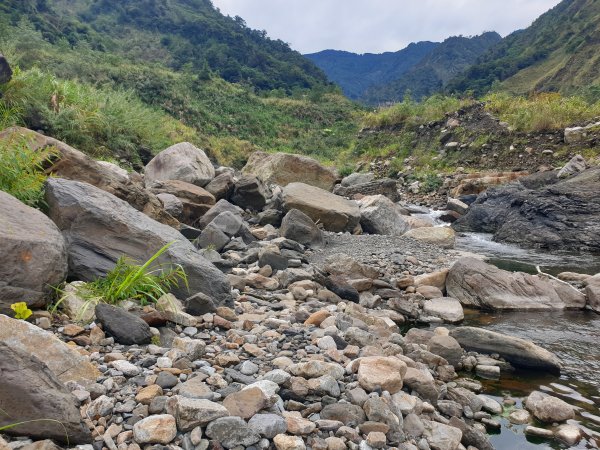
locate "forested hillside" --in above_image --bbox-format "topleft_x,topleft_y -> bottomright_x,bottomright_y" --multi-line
305,42 -> 438,100
448,0 -> 600,99
363,32 -> 501,103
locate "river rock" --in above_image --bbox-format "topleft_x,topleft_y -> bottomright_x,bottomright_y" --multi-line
205,172 -> 235,200
280,209 -> 324,248
450,327 -> 561,373
427,335 -> 462,367
0,314 -> 98,385
248,414 -> 288,438
243,151 -> 337,191
422,298 -> 464,323
45,178 -> 232,306
358,195 -> 410,236
446,257 -> 586,310
0,190 -> 68,313
133,415 -> 177,444
166,396 -> 229,431
273,434 -> 306,450
422,419 -> 462,450
525,391 -> 575,423
231,175 -> 269,210
357,356 -> 407,394
404,227 -> 456,249
144,142 -> 214,187
453,168 -> 600,252
0,342 -> 91,444
205,416 -> 261,449
585,276 -> 600,313
282,182 -> 360,233
95,303 -> 153,345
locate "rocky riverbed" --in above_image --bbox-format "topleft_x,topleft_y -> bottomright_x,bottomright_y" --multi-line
1,128 -> 599,450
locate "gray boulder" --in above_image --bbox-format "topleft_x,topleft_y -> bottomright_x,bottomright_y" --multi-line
453,168 -> 600,252
341,172 -> 374,187
280,209 -> 324,248
45,178 -> 231,306
450,327 -> 561,373
358,194 -> 409,236
282,182 -> 360,233
204,172 -> 235,200
197,199 -> 243,229
446,257 -> 586,310
95,303 -> 153,345
0,342 -> 91,444
0,191 -> 68,313
144,142 -> 215,187
231,175 -> 269,211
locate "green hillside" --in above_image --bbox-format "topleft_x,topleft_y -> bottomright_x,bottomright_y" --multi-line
362,32 -> 501,103
448,0 -> 600,99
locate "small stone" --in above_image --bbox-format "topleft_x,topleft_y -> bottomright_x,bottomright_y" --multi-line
525,426 -> 554,439
248,414 -> 288,438
111,360 -> 140,377
366,431 -> 387,449
223,386 -> 270,419
508,409 -> 531,424
357,356 -> 407,394
132,414 -> 176,444
555,424 -> 582,446
135,385 -> 164,405
274,434 -> 306,450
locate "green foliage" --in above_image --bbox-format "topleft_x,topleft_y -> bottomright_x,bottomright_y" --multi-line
363,95 -> 475,129
485,92 -> 600,132
337,165 -> 354,178
10,302 -> 32,320
0,133 -> 55,206
0,67 -> 198,163
419,173 -> 444,193
84,242 -> 188,306
150,335 -> 161,346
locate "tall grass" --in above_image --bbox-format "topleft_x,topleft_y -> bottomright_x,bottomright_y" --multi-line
0,133 -> 56,206
0,67 -> 199,163
484,92 -> 600,132
363,95 -> 475,129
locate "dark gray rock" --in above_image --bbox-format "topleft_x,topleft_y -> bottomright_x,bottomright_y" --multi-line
204,172 -> 234,201
334,178 -> 400,202
453,168 -> 600,252
280,209 -> 324,248
448,416 -> 494,450
231,175 -> 269,211
0,53 -> 12,84
185,292 -> 217,315
209,211 -> 243,237
325,276 -> 360,303
258,250 -> 288,271
205,417 -> 260,449
45,178 -> 231,306
95,304 -> 153,345
258,209 -> 283,226
195,223 -> 231,252
0,342 -> 91,444
0,191 -> 68,314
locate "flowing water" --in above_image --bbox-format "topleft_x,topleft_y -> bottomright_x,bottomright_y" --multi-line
412,207 -> 600,448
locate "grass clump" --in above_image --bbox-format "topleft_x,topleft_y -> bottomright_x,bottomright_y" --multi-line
362,95 -> 475,129
0,133 -> 56,206
484,92 -> 600,132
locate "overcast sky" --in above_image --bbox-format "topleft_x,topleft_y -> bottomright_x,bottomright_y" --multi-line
211,0 -> 561,54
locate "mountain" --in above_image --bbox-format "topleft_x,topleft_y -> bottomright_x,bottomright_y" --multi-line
0,0 -> 330,92
305,42 -> 439,100
448,0 -> 600,98
362,32 -> 502,104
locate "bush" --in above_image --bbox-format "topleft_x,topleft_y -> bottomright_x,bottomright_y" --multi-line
0,134 -> 55,206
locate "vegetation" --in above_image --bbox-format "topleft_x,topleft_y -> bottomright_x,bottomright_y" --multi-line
484,92 -> 600,132
0,133 -> 56,206
84,242 -> 187,306
363,32 -> 501,103
305,42 -> 439,100
448,0 -> 600,98
10,302 -> 32,320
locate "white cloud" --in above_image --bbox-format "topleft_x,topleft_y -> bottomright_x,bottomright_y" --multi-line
211,0 -> 561,54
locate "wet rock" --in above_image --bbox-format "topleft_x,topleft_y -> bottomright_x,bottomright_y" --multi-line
95,304 -> 153,345
450,327 -> 561,373
525,391 -> 575,423
144,142 -> 214,187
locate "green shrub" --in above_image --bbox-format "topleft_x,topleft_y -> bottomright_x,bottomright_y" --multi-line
0,134 -> 56,206
337,165 -> 354,178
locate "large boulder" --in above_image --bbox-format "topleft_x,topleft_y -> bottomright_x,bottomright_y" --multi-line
280,209 -> 324,248
0,127 -> 175,225
453,168 -> 600,252
525,391 -> 575,423
282,182 -> 360,233
585,276 -> 600,313
144,142 -> 215,187
242,151 -> 337,191
0,191 -> 68,313
0,314 -> 99,385
446,257 -> 586,310
0,342 -> 91,444
231,175 -> 269,211
45,178 -> 232,306
0,53 -> 12,84
404,227 -> 456,249
358,195 -> 410,236
450,327 -> 561,373
333,178 -> 400,202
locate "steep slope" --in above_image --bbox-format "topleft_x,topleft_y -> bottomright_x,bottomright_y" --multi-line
305,42 -> 438,100
363,32 -> 502,104
0,0 -> 330,92
448,0 -> 600,97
